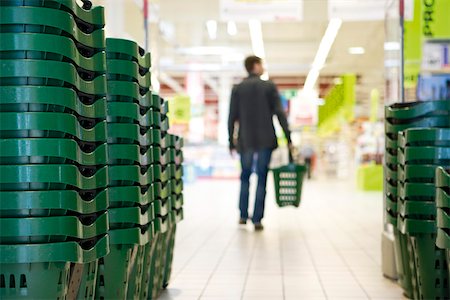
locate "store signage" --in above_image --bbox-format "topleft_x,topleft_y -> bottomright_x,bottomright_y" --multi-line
404,0 -> 450,89
422,0 -> 450,38
282,89 -> 298,99
169,95 -> 191,124
328,0 -> 385,21
219,0 -> 303,22
404,0 -> 422,88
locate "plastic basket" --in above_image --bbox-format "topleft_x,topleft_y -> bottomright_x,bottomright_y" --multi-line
106,59 -> 150,88
0,6 -> 105,50
68,261 -> 99,300
385,100 -> 450,120
162,225 -> 177,289
0,86 -> 107,116
94,244 -> 134,299
410,234 -> 449,299
139,236 -> 158,300
271,163 -> 306,207
0,0 -> 105,31
0,189 -> 108,218
393,230 -> 415,299
0,262 -> 71,299
126,245 -> 146,300
106,38 -> 150,71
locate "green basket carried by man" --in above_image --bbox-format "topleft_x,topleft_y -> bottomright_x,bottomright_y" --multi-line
272,150 -> 307,207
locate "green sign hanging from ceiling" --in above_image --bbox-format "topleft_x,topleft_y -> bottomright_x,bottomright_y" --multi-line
404,0 -> 450,88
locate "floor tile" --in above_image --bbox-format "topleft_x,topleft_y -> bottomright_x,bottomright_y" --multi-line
161,179 -> 403,300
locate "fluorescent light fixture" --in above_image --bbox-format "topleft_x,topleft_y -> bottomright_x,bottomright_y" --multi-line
384,41 -> 400,51
303,18 -> 342,92
248,19 -> 269,79
222,52 -> 245,63
348,47 -> 365,55
248,19 -> 265,58
227,21 -> 237,36
177,46 -> 237,56
206,20 -> 217,40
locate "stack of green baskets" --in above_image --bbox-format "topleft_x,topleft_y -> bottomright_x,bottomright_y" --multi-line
397,128 -> 450,299
435,167 -> 450,295
146,100 -> 185,299
0,1 -> 110,299
164,134 -> 184,288
384,100 -> 450,298
94,38 -> 160,300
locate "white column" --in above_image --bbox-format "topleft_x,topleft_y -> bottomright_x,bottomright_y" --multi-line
218,75 -> 232,145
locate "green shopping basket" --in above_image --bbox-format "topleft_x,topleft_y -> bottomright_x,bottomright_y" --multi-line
272,162 -> 307,208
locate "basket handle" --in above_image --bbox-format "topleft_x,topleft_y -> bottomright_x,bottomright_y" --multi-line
288,146 -> 294,164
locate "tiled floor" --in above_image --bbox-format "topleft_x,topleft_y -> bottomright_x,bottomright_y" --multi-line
159,176 -> 405,300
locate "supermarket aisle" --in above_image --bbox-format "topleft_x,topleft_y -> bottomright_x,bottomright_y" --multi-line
159,177 -> 404,300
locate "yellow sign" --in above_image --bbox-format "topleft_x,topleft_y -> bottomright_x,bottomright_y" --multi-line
169,95 -> 191,124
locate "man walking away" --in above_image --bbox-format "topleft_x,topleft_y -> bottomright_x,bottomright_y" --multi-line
228,55 -> 292,231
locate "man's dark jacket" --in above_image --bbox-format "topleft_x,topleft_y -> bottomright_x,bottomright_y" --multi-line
228,74 -> 291,153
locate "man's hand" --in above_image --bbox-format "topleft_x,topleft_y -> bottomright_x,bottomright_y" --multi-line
230,148 -> 237,158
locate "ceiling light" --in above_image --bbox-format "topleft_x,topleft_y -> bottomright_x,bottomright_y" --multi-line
348,47 -> 365,55
303,18 -> 342,92
384,41 -> 400,51
206,20 -> 217,40
227,21 -> 237,36
248,19 -> 269,79
248,19 -> 265,58
177,46 -> 237,56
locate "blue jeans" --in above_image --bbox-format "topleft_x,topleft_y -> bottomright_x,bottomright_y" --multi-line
239,148 -> 273,224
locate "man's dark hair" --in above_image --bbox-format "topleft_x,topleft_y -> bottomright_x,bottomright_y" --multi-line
244,55 -> 262,74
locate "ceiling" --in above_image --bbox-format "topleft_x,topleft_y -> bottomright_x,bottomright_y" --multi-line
152,0 -> 387,110
92,0 -> 389,115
